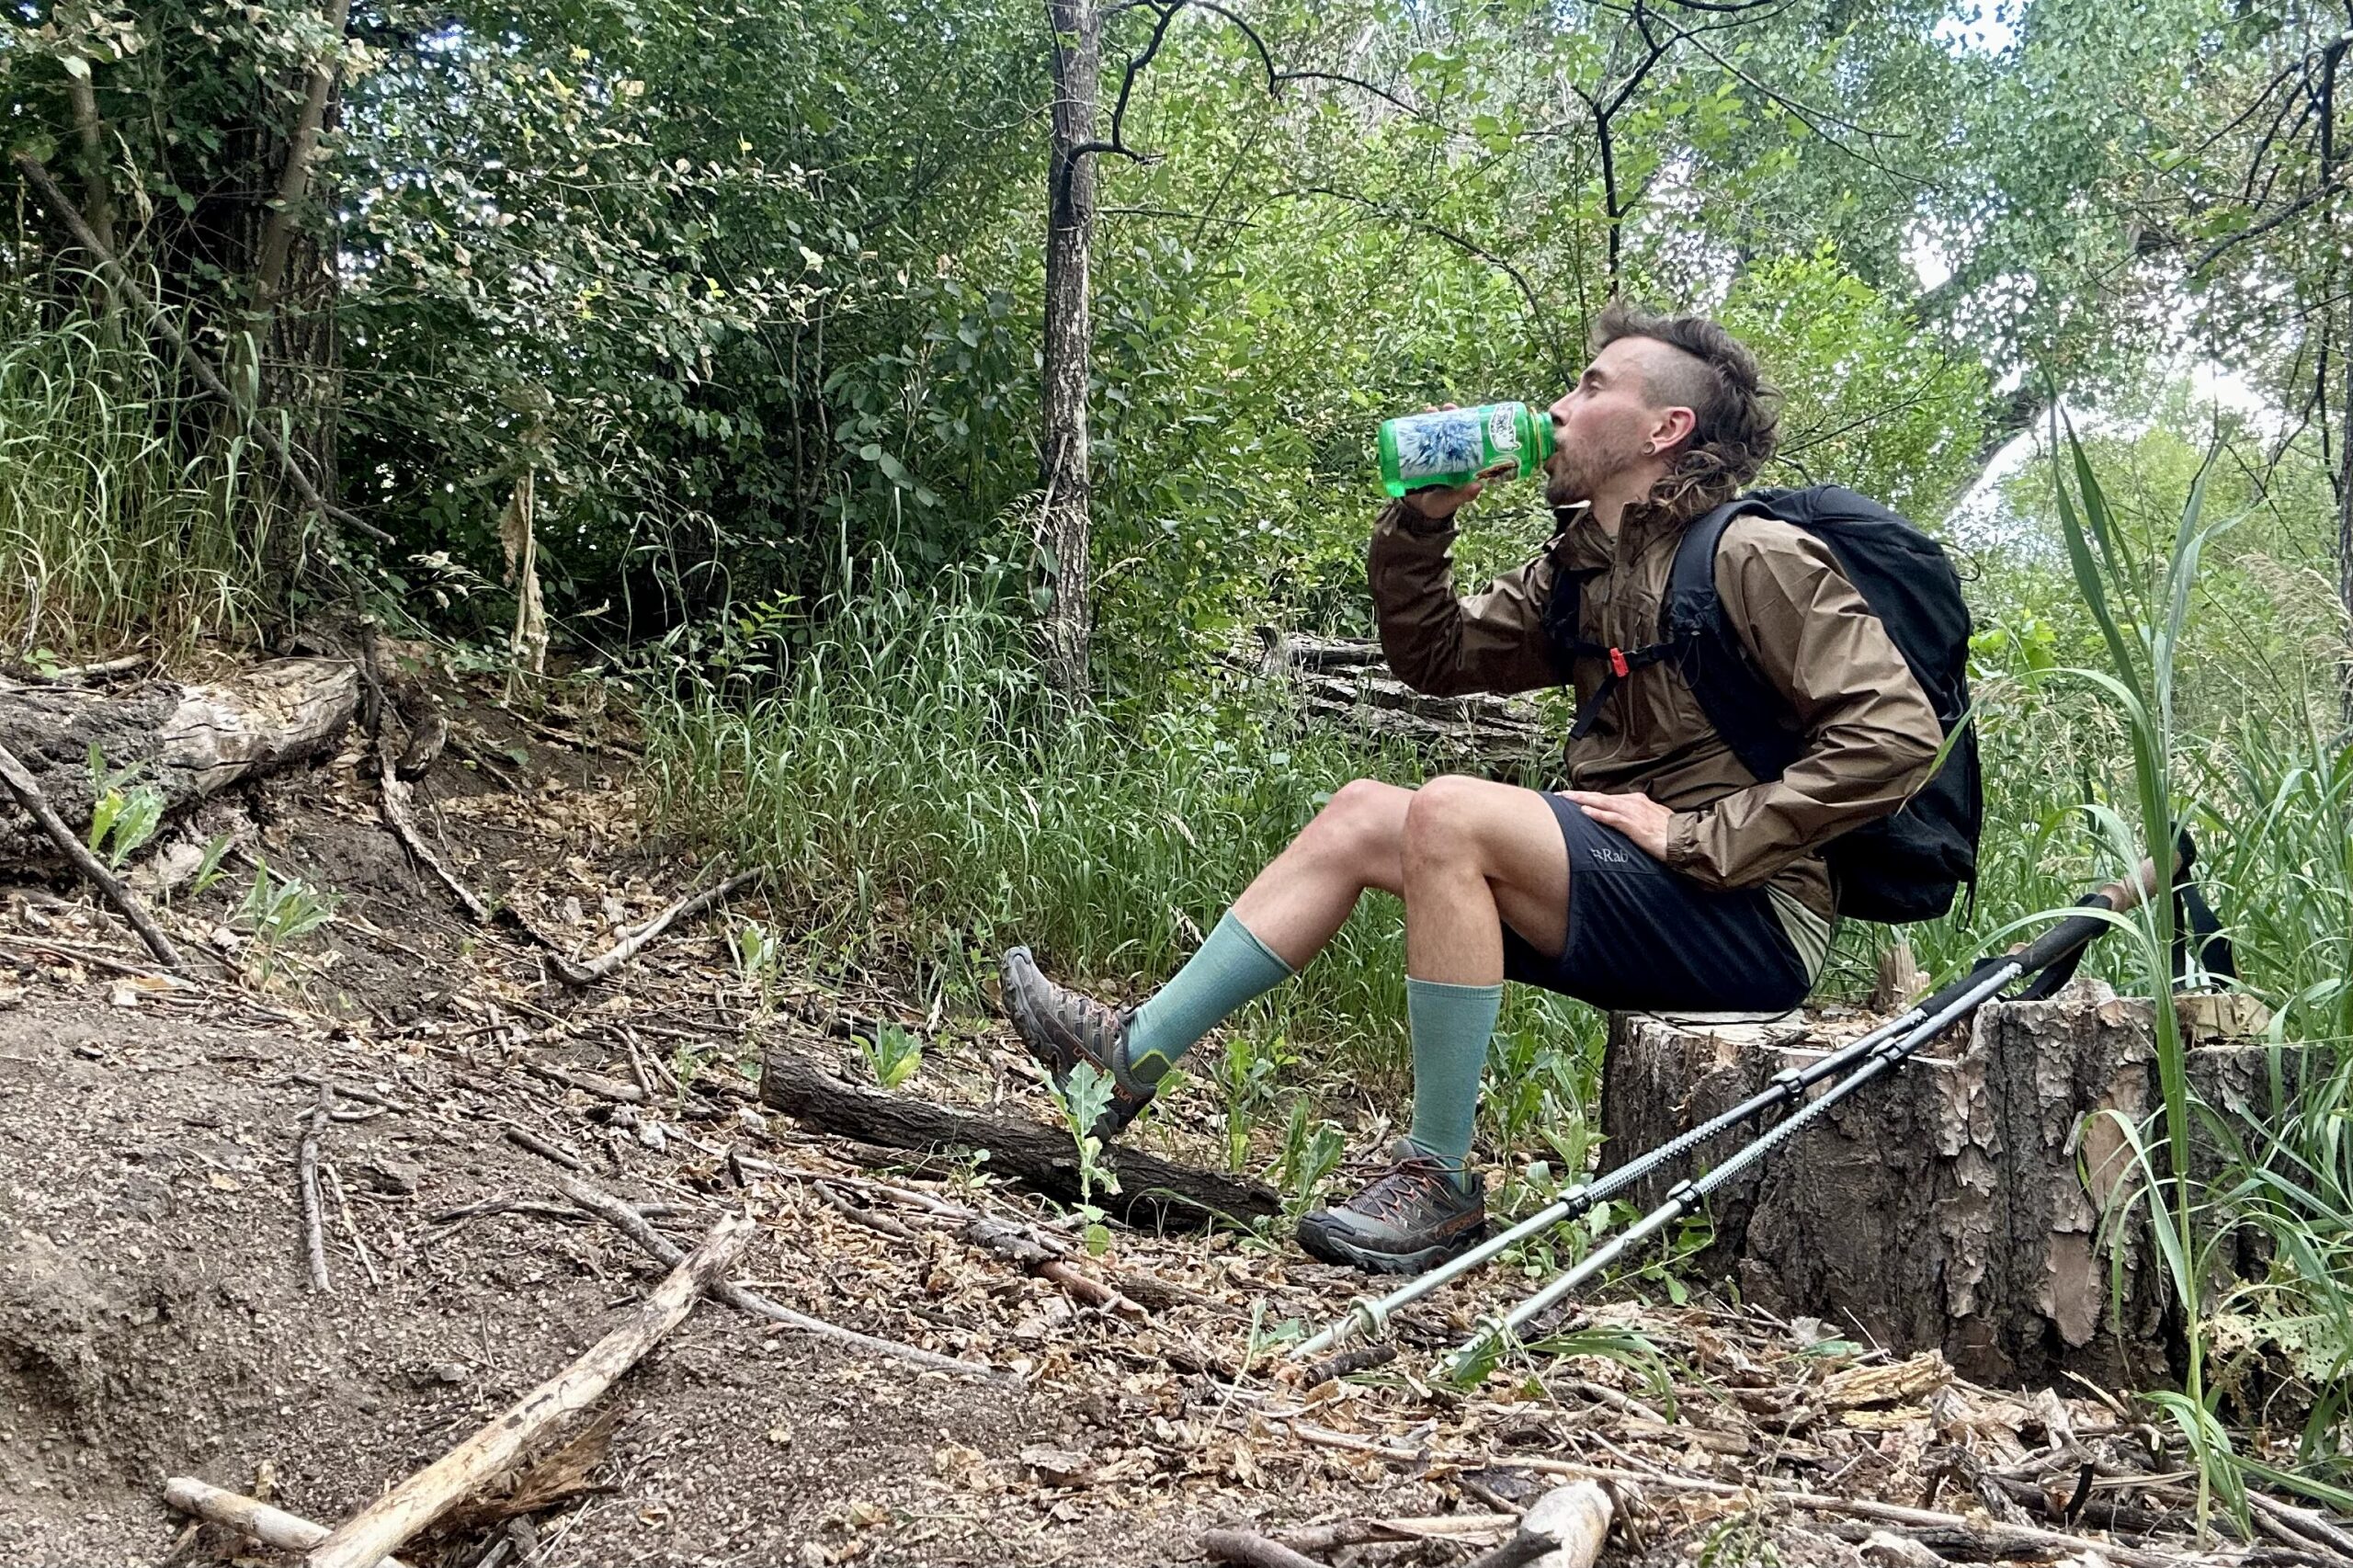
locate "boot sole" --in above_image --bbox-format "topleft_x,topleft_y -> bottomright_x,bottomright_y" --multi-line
1296,1217 -> 1489,1276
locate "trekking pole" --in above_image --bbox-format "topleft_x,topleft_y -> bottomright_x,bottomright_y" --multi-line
1289,858 -> 2166,1364
1433,858 -> 2168,1382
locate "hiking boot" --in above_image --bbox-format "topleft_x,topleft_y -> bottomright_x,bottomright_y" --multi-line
1296,1141 -> 1487,1274
1001,946 -> 1154,1140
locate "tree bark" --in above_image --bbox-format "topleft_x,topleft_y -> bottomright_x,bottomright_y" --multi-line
1253,632 -> 1552,780
0,658 -> 358,861
1597,985 -> 2281,1386
1040,0 -> 1100,701
760,1049 -> 1280,1227
253,0 -> 355,318
63,68 -> 115,266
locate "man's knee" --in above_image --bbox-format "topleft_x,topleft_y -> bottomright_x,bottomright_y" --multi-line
1402,774 -> 1489,868
1303,777 -> 1404,859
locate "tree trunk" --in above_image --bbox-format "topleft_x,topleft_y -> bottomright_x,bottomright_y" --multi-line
253,0 -> 354,321
1597,984 -> 2280,1387
1040,0 -> 1099,701
0,659 -> 358,860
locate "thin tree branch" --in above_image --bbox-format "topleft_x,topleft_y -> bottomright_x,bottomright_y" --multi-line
2189,174 -> 2351,276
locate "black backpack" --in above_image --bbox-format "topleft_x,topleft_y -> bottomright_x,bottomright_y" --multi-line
1550,484 -> 1983,924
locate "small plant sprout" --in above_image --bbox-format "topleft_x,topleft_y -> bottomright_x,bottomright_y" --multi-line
730,919 -> 784,1011
861,1022 -> 924,1089
188,832 -> 234,895
1046,1061 -> 1123,1256
85,744 -> 164,870
1272,1096 -> 1345,1219
236,857 -> 338,977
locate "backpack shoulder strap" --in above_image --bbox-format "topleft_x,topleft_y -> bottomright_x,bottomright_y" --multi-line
1663,497 -> 1807,781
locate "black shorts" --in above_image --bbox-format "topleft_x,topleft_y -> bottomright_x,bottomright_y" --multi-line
1501,793 -> 1813,1014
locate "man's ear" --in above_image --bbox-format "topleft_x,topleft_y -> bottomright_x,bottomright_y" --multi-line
1650,406 -> 1698,455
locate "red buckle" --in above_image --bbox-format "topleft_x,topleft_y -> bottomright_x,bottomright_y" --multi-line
1608,646 -> 1631,678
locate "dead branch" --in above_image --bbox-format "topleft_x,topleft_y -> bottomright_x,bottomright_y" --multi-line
0,739 -> 180,968
304,1210 -> 752,1568
760,1050 -> 1279,1226
163,1478 -> 410,1568
300,1084 -> 332,1292
550,870 -> 760,987
519,1060 -> 647,1105
502,1126 -> 586,1171
377,751 -> 494,923
1301,1342 -> 1397,1390
554,1173 -> 1012,1384
1200,1529 -> 1327,1568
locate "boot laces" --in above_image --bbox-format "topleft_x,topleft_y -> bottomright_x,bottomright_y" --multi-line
1346,1154 -> 1457,1223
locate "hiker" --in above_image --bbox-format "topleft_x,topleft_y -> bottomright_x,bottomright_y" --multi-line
1003,301 -> 1949,1273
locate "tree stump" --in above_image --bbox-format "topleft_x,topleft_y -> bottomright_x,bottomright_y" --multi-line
1598,983 -> 2280,1386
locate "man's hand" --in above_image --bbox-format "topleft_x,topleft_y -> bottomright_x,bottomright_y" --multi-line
1563,789 -> 1675,860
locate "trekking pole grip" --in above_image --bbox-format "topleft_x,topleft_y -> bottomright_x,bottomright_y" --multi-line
2012,853 -> 2171,978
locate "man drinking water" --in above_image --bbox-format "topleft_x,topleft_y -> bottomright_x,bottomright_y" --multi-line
1002,302 -> 1947,1273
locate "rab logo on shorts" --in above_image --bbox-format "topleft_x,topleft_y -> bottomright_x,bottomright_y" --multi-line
1590,845 -> 1632,866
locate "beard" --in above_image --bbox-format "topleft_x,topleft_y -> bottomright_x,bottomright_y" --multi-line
1544,429 -> 1647,508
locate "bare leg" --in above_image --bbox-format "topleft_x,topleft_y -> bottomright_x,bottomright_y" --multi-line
1401,776 -> 1571,984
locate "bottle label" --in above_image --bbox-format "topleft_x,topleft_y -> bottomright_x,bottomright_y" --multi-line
1488,404 -> 1521,456
1392,408 -> 1490,482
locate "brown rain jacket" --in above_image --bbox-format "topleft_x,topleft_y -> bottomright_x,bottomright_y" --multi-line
1368,494 -> 1943,921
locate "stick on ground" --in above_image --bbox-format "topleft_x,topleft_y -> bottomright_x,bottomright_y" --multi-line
304,1210 -> 752,1568
555,1173 -> 1011,1383
299,1085 -> 332,1292
163,1477 -> 410,1568
1200,1529 -> 1329,1568
551,870 -> 760,987
0,740 -> 181,969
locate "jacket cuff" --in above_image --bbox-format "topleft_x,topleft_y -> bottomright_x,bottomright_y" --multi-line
1662,811 -> 1708,872
1379,498 -> 1459,541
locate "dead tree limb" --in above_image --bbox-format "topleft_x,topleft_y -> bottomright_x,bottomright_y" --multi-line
0,739 -> 179,968
163,1478 -> 410,1568
760,1050 -> 1279,1227
1200,1530 -> 1328,1568
376,751 -> 494,923
551,870 -> 760,986
9,153 -> 391,547
304,1210 -> 753,1568
300,1084 -> 332,1292
554,1173 -> 1011,1383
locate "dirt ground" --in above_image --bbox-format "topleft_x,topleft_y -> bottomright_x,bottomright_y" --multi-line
0,669 -> 2283,1568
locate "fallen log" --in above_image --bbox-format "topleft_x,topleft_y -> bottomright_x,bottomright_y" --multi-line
304,1210 -> 752,1568
1465,1482 -> 1612,1568
759,1050 -> 1280,1228
163,1477 -> 410,1568
0,658 -> 358,861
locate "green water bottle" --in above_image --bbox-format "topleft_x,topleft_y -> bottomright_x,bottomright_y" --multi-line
1377,402 -> 1555,497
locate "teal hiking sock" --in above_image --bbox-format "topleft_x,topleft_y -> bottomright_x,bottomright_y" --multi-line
1122,911 -> 1296,1085
1403,976 -> 1504,1179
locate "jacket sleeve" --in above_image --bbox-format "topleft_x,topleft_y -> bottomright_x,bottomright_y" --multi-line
1366,501 -> 1561,698
1660,519 -> 1941,890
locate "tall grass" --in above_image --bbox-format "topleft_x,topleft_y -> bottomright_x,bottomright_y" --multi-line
2037,424 -> 2353,1517
0,291 -> 271,654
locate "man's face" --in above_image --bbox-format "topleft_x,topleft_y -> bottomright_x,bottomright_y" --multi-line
1542,336 -> 1684,508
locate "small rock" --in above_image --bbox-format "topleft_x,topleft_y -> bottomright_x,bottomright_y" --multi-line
362,1157 -> 425,1196
422,1361 -> 470,1385
1018,1445 -> 1096,1487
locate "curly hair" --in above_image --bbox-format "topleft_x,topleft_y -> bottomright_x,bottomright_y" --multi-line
1589,301 -> 1780,516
